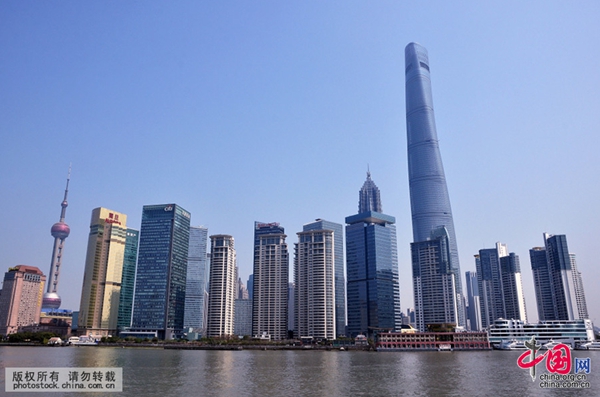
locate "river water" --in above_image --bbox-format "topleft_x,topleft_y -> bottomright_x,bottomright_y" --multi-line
1,346 -> 598,396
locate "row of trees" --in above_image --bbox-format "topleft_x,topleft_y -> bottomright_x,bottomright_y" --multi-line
1,331 -> 60,344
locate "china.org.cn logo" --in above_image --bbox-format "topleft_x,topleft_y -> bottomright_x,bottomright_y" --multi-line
516,336 -> 591,389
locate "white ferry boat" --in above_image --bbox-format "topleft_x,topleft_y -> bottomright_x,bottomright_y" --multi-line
577,341 -> 600,350
488,319 -> 594,349
497,340 -> 527,350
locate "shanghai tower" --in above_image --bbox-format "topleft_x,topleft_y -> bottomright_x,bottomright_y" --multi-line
405,42 -> 464,327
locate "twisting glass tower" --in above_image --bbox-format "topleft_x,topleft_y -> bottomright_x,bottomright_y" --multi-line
405,42 -> 464,327
42,166 -> 71,310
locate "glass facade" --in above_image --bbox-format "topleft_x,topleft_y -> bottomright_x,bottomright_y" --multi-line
405,42 -> 464,327
476,244 -> 527,328
117,228 -> 139,330
132,204 -> 190,339
411,227 -> 457,332
465,271 -> 481,331
303,219 -> 345,337
346,214 -> 401,337
530,234 -> 588,321
184,226 -> 209,333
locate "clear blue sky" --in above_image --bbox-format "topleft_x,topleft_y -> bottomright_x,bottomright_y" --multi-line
2,1 -> 599,324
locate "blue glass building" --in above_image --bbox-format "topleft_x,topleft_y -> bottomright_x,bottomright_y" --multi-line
405,42 -> 464,327
411,227 -> 458,331
465,271 -> 481,331
131,204 -> 191,339
530,234 -> 588,321
117,228 -> 139,330
303,219 -> 346,337
345,172 -> 401,337
476,243 -> 527,328
184,226 -> 209,333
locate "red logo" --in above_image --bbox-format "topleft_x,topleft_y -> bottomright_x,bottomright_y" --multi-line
517,337 -> 571,381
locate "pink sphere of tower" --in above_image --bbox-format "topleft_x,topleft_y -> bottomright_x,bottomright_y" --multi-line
42,292 -> 62,310
51,222 -> 70,239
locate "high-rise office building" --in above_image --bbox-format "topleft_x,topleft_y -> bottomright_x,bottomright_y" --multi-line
465,271 -> 482,331
294,228 -> 336,340
530,233 -> 588,321
303,219 -> 345,337
117,228 -> 139,330
530,247 -> 554,321
78,208 -> 128,337
237,278 -> 249,300
0,265 -> 46,336
570,254 -> 589,320
345,172 -> 401,337
247,275 -> 254,300
184,226 -> 209,333
500,252 -> 527,322
43,167 -> 71,310
405,42 -> 464,327
475,243 -> 527,329
288,282 -> 295,337
206,235 -> 237,337
252,222 -> 289,341
234,299 -> 252,337
132,204 -> 191,339
411,226 -> 458,331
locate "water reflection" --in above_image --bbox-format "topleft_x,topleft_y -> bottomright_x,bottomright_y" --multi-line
0,347 -> 598,396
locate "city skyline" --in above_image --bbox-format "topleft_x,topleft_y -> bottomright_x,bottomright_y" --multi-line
2,2 -> 600,324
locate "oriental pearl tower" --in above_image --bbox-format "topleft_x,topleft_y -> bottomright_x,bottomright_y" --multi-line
42,166 -> 71,310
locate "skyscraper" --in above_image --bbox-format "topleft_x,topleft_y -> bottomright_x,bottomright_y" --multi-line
206,235 -> 237,337
345,172 -> 401,337
234,298 -> 252,337
303,219 -> 345,337
237,278 -> 249,300
43,167 -> 71,310
78,208 -> 128,337
295,228 -> 336,340
132,204 -> 191,339
184,226 -> 209,333
465,271 -> 482,331
117,228 -> 138,330
475,243 -> 527,329
405,42 -> 464,327
411,227 -> 458,331
358,170 -> 382,213
530,233 -> 588,321
570,254 -> 589,320
252,222 -> 289,340
0,265 -> 46,336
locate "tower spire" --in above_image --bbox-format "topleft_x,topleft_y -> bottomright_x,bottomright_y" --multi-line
43,165 -> 72,310
358,169 -> 382,213
60,163 -> 71,222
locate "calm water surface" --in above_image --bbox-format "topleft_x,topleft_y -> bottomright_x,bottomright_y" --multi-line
1,347 -> 598,396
